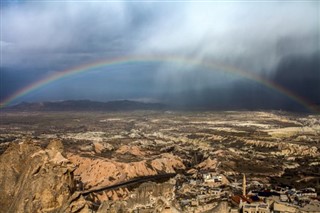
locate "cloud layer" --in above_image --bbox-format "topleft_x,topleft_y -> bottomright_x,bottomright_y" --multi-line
1,1 -> 319,111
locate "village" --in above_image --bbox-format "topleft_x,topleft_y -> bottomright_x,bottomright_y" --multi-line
173,170 -> 320,213
112,163 -> 320,213
91,156 -> 320,212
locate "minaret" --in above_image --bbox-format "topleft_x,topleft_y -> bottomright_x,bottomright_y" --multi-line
242,173 -> 246,196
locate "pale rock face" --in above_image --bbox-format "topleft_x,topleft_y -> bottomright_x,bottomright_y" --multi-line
96,181 -> 176,213
47,138 -> 65,153
195,157 -> 218,170
93,141 -> 114,153
115,145 -> 145,156
0,139 -> 90,213
244,139 -> 319,157
67,152 -> 185,201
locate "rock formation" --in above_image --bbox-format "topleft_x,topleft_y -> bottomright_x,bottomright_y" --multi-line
67,152 -> 185,192
0,139 -> 90,213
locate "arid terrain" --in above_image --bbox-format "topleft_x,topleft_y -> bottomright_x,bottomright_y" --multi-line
0,110 -> 319,212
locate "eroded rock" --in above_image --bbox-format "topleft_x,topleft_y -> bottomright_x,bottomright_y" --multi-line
93,141 -> 114,153
67,152 -> 185,197
116,145 -> 145,156
0,139 -> 90,213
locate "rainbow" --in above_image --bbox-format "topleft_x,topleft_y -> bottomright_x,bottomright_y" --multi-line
0,55 -> 318,112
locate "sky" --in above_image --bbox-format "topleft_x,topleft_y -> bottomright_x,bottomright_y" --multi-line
1,1 -> 319,111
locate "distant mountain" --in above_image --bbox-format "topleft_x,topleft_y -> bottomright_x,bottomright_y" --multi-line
3,100 -> 166,111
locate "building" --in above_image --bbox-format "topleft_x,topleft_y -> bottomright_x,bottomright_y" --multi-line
280,194 -> 289,202
230,195 -> 252,207
203,172 -> 222,183
273,202 -> 297,213
242,203 -> 270,213
298,188 -> 317,198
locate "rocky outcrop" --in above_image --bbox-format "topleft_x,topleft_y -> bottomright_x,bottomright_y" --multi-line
195,157 -> 218,171
244,139 -> 319,157
96,180 -> 176,212
67,152 -> 185,198
116,145 -> 145,156
0,139 -> 90,213
93,141 -> 114,153
277,143 -> 318,156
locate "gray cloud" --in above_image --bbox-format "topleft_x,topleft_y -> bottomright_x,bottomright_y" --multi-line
1,1 -> 319,110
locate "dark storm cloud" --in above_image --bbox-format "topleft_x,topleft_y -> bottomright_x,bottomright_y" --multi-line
162,52 -> 320,112
1,1 -> 319,110
273,52 -> 320,106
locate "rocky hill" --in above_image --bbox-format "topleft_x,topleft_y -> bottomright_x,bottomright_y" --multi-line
0,139 -> 90,213
0,139 -> 186,212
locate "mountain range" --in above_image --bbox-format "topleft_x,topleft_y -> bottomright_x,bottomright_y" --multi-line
3,100 -> 166,111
